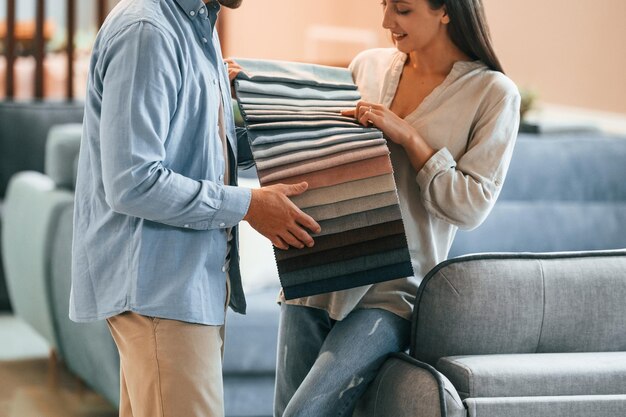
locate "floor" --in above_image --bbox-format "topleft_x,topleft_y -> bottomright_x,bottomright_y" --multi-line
0,314 -> 117,417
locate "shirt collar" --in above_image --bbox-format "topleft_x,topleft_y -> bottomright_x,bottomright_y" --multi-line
173,0 -> 220,20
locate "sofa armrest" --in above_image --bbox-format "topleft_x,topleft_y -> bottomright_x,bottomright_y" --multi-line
353,353 -> 465,417
1,171 -> 74,348
412,251 -> 626,364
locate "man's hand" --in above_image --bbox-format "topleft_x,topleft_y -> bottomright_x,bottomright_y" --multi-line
244,182 -> 321,250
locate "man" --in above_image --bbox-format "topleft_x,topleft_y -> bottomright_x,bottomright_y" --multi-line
69,0 -> 319,416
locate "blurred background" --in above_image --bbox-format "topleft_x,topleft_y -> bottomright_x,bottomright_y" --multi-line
2,0 -> 625,123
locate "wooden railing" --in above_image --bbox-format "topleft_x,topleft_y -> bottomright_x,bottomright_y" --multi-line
3,0 -> 109,101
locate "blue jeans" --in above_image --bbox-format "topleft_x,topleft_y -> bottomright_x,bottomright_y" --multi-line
274,304 -> 410,417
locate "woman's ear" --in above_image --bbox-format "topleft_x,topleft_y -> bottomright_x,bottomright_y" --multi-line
441,6 -> 450,24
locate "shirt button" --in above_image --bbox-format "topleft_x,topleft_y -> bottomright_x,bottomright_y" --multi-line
219,222 -> 226,228
199,7 -> 206,14
189,10 -> 196,16
184,224 -> 190,228
212,79 -> 217,85
202,37 -> 208,43
219,174 -> 224,181
221,265 -> 227,273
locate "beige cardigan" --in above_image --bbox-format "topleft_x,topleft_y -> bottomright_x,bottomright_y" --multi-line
281,48 -> 521,320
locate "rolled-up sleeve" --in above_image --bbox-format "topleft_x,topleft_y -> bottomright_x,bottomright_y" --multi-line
416,91 -> 521,230
97,21 -> 250,230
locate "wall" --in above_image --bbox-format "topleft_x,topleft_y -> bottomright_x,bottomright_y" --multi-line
0,0 -> 105,37
222,0 -> 626,115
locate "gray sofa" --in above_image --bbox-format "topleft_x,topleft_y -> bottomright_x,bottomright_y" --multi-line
0,101 -> 84,311
2,121 -> 626,416
352,133 -> 626,416
354,250 -> 626,417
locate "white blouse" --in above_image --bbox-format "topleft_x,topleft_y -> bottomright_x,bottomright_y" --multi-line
282,48 -> 521,321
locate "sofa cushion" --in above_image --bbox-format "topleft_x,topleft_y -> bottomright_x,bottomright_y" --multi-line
412,251 -> 626,365
437,352 -> 626,399
464,395 -> 626,417
45,124 -> 83,190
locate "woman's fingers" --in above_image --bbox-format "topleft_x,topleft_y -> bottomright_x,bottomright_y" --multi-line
358,108 -> 382,127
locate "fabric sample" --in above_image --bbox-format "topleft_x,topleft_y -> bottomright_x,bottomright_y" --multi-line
234,58 -> 358,89
247,119 -> 359,131
314,205 -> 403,237
275,220 -> 406,261
281,248 -> 412,286
248,126 -> 379,146
252,131 -> 383,159
282,262 -> 414,300
237,92 -> 358,108
235,79 -> 361,101
291,174 -> 396,209
265,155 -> 393,189
255,138 -> 386,171
278,234 -> 409,273
246,113 -> 356,124
302,191 -> 398,222
233,58 -> 414,300
241,104 -> 353,113
244,109 -> 346,116
258,144 -> 389,183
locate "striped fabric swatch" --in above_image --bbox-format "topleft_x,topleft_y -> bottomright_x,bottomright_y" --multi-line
233,59 -> 414,300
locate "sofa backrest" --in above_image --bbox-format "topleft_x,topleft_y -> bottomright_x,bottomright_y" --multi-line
450,133 -> 626,256
44,123 -> 83,190
411,251 -> 626,365
0,101 -> 84,198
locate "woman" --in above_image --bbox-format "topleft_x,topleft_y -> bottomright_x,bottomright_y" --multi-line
274,0 -> 521,416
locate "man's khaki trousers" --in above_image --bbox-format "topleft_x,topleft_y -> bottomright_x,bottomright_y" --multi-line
107,312 -> 225,417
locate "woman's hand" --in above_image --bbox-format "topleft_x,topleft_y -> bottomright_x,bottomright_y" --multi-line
342,101 -> 436,171
341,101 -> 416,147
224,58 -> 243,82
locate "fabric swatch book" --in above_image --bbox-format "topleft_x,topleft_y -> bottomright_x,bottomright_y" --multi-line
233,58 -> 414,299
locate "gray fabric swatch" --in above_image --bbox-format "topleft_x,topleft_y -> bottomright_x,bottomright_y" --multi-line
241,104 -> 353,113
283,262 -> 414,300
281,248 -> 412,285
291,174 -> 397,209
235,79 -> 361,100
314,205 -> 403,237
237,92 -> 358,108
234,58 -> 357,89
302,191 -> 397,221
255,138 -> 386,171
252,131 -> 383,159
246,113 -> 356,123
248,119 -> 359,131
248,126 -> 379,146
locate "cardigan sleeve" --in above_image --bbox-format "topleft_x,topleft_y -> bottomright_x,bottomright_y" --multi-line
416,89 -> 521,230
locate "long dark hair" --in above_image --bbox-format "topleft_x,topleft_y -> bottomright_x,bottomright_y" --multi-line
427,0 -> 504,73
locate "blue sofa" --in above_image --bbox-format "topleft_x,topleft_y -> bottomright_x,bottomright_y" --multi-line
2,123 -> 626,415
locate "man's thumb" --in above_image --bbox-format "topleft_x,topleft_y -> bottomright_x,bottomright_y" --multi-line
283,182 -> 309,197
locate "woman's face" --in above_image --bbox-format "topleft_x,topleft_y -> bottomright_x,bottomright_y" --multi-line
381,0 -> 449,54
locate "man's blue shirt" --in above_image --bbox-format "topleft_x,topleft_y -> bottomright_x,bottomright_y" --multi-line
70,0 -> 251,325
